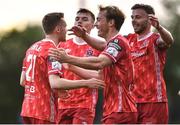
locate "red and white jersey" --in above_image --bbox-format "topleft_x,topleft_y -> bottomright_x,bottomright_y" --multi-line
21,39 -> 63,122
101,34 -> 137,117
57,37 -> 100,111
126,33 -> 168,103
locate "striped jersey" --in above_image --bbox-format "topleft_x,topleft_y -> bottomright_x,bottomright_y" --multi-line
21,39 -> 62,122
126,32 -> 168,103
101,34 -> 137,117
57,37 -> 100,112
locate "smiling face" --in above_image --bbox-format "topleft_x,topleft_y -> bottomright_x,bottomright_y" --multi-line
131,9 -> 150,34
95,10 -> 109,39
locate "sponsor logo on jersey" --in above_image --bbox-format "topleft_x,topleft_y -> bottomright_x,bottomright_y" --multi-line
131,51 -> 146,57
105,38 -> 122,57
108,39 -> 122,51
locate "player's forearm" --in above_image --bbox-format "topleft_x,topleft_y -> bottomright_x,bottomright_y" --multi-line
20,71 -> 25,87
49,75 -> 87,89
82,33 -> 106,51
69,65 -> 100,79
65,55 -> 103,70
58,79 -> 89,90
157,25 -> 174,47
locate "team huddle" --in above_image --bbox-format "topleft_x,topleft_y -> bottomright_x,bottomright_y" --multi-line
19,3 -> 174,124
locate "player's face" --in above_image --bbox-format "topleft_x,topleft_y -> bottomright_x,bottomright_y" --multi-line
131,9 -> 150,34
95,10 -> 109,39
58,19 -> 67,42
74,13 -> 94,33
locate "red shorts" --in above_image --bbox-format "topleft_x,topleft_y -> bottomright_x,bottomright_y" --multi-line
57,108 -> 95,124
137,102 -> 168,124
102,112 -> 138,124
22,116 -> 54,124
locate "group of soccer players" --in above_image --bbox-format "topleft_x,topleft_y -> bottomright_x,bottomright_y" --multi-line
20,3 -> 174,124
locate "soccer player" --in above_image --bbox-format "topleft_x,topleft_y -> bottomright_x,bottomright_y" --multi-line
19,12 -> 105,124
125,4 -> 174,124
60,4 -> 174,124
49,5 -> 137,124
56,8 -> 102,124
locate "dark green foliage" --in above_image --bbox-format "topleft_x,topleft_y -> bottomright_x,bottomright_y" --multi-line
0,25 -> 43,123
161,0 -> 180,123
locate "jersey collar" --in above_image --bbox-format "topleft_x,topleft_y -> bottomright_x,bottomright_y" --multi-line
138,32 -> 153,41
42,38 -> 57,47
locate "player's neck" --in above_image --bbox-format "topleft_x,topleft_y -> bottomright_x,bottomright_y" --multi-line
137,28 -> 151,40
45,35 -> 59,46
106,29 -> 119,42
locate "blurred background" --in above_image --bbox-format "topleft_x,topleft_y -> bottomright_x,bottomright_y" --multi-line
0,0 -> 179,123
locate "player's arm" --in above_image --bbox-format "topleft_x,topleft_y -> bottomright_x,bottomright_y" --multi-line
20,71 -> 25,87
149,14 -> 174,48
49,75 -> 105,90
49,48 -> 112,70
156,25 -> 174,48
64,63 -> 101,79
69,26 -> 107,51
82,33 -> 107,51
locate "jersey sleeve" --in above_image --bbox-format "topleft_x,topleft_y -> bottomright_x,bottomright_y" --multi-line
153,33 -> 161,45
101,38 -> 125,63
154,33 -> 168,49
22,56 -> 27,71
47,56 -> 63,76
43,42 -> 64,77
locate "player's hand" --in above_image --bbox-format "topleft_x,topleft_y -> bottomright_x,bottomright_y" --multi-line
148,14 -> 160,29
48,48 -> 68,63
86,78 -> 105,89
68,25 -> 87,38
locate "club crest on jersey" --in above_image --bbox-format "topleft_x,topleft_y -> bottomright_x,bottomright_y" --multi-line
52,61 -> 62,70
85,49 -> 93,57
113,39 -> 119,43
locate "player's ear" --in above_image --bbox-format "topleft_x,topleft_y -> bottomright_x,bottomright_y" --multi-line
147,14 -> 152,24
108,19 -> 115,27
57,25 -> 61,32
54,25 -> 60,33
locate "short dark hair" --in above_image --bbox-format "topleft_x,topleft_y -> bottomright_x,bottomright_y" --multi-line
98,5 -> 125,31
42,12 -> 64,34
131,4 -> 155,15
77,8 -> 95,22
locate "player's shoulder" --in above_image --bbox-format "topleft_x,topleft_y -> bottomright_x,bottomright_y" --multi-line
27,39 -> 56,55
151,32 -> 160,39
142,32 -> 160,44
124,33 -> 137,39
58,38 -> 74,48
66,38 -> 73,42
111,34 -> 129,44
29,39 -> 53,48
26,40 -> 41,51
40,39 -> 56,47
